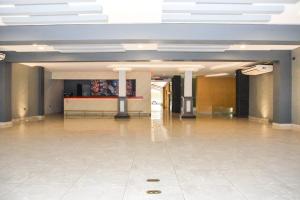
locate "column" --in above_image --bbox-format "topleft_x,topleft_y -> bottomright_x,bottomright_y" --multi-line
236,69 -> 249,118
0,61 -> 12,128
171,75 -> 181,113
37,66 -> 45,118
273,58 -> 292,125
181,70 -> 196,118
115,70 -> 130,118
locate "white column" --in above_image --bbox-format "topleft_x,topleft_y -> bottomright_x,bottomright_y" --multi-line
181,70 -> 195,118
184,71 -> 193,97
119,70 -> 126,97
115,69 -> 129,118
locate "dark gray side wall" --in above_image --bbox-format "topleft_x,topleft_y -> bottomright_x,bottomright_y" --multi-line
44,70 -> 64,114
249,73 -> 273,121
0,61 -> 12,122
292,48 -> 300,125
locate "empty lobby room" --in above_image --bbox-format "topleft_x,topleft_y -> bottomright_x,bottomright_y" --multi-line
1,1 -> 300,200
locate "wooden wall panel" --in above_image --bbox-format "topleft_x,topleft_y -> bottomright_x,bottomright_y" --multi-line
163,82 -> 171,110
196,76 -> 236,114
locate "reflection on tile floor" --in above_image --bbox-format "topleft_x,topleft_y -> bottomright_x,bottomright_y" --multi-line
0,114 -> 300,200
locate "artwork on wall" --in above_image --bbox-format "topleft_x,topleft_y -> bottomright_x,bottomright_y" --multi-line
91,80 -> 136,97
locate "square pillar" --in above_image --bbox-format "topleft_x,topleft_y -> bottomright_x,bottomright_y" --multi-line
273,58 -> 292,125
181,71 -> 196,119
115,70 -> 129,119
0,61 -> 12,127
37,67 -> 45,117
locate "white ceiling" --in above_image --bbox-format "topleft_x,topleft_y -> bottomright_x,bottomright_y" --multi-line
21,61 -> 256,76
0,0 -> 300,25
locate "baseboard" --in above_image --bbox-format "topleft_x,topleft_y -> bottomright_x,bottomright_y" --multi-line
13,115 -> 45,123
0,121 -> 13,128
272,123 -> 293,129
293,124 -> 300,131
249,116 -> 270,124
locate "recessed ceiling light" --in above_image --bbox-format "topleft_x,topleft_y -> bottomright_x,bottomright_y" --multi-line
38,46 -> 45,50
0,4 -> 15,8
240,45 -> 247,49
205,73 -> 230,77
178,67 -> 202,72
138,44 -> 144,49
32,44 -> 38,47
112,67 -> 132,71
151,60 -> 161,62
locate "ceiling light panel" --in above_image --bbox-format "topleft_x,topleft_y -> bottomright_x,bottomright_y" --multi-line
0,0 -> 107,25
53,44 -> 125,53
163,4 -> 284,15
2,14 -> 108,25
0,4 -> 102,16
164,0 -> 300,3
205,73 -> 230,77
0,0 -> 97,5
158,44 -> 230,52
162,0 -> 300,23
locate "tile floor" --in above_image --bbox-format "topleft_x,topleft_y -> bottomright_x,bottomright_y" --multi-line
0,114 -> 300,200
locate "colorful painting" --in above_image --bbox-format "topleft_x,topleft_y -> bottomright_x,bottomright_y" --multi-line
91,80 -> 136,97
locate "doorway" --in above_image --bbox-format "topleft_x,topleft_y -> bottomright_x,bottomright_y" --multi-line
151,80 -> 170,119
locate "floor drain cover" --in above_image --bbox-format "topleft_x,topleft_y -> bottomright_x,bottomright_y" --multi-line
147,190 -> 162,194
147,179 -> 160,182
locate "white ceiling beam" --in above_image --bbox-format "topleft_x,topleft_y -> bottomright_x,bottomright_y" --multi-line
0,0 -> 96,5
164,0 -> 300,4
2,14 -> 108,25
57,49 -> 126,53
53,44 -> 124,50
157,44 -> 229,52
162,13 -> 271,22
163,4 -> 284,15
157,48 -> 226,52
0,4 -> 102,16
158,44 -> 230,49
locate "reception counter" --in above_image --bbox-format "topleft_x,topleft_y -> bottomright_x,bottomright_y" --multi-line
64,96 -> 150,117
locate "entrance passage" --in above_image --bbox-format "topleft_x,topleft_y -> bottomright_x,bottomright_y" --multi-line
151,80 -> 170,119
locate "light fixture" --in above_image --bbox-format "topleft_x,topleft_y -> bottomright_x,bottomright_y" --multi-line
32,44 -> 38,47
205,73 -> 229,77
112,67 -> 132,71
38,46 -> 45,50
240,44 -> 247,49
178,66 -> 204,72
151,60 -> 162,62
210,62 -> 244,70
0,53 -> 6,61
0,4 -> 15,8
122,43 -> 158,51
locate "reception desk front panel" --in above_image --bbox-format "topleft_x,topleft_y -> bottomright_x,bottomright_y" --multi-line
64,96 -> 148,115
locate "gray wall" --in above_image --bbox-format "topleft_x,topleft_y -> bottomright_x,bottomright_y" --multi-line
44,70 -> 64,115
11,64 -> 62,119
292,48 -> 300,125
249,72 -> 274,121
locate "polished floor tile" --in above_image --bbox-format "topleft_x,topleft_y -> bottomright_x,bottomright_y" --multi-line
0,114 -> 300,200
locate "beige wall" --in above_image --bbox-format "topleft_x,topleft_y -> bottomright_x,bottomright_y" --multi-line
196,76 -> 236,114
292,48 -> 300,125
44,70 -> 64,114
53,71 -> 151,114
12,64 -> 29,119
12,64 -> 41,119
249,73 -> 273,121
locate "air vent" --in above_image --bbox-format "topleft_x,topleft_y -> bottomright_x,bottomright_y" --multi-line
242,65 -> 273,76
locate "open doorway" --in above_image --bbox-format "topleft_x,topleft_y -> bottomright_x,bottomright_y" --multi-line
151,80 -> 171,118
